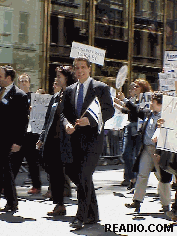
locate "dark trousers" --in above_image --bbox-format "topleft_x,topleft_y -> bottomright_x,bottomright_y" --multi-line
11,132 -> 41,189
66,152 -> 99,222
48,164 -> 65,206
123,125 -> 141,181
0,146 -> 18,207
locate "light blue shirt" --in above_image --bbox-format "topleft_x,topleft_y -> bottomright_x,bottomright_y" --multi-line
144,111 -> 161,146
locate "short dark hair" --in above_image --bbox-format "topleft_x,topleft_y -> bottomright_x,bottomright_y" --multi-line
0,65 -> 16,81
73,57 -> 91,68
152,91 -> 163,104
18,73 -> 31,83
56,65 -> 75,86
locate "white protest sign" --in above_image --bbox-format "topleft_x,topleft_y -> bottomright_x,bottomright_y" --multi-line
163,51 -> 177,73
116,65 -> 128,89
157,95 -> 177,153
28,93 -> 52,134
70,42 -> 106,66
158,72 -> 176,92
104,108 -> 128,130
137,92 -> 152,131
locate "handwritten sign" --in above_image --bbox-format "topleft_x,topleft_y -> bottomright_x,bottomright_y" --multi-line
70,42 -> 106,66
28,93 -> 52,134
157,95 -> 177,153
137,92 -> 152,131
163,51 -> 177,73
158,72 -> 176,93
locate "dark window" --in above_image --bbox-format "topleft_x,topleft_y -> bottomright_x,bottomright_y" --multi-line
51,15 -> 59,44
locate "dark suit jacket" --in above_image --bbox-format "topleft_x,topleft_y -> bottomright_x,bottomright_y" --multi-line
0,84 -> 29,149
39,91 -> 73,166
63,78 -> 115,156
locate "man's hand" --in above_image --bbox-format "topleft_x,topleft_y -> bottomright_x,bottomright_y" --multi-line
157,118 -> 165,128
154,154 -> 160,163
36,140 -> 43,150
114,97 -> 123,106
11,144 -> 21,152
75,117 -> 90,127
151,136 -> 157,143
65,123 -> 75,134
116,92 -> 125,101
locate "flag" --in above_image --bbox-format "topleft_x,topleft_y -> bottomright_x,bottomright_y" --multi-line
86,96 -> 103,134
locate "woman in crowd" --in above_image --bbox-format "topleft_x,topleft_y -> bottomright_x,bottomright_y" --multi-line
115,79 -> 152,190
36,66 -> 75,216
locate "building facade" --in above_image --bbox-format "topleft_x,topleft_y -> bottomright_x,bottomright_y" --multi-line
0,0 -> 43,92
1,0 -> 177,93
45,0 -> 177,93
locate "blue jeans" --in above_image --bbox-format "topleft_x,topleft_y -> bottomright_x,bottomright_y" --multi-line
122,123 -> 141,181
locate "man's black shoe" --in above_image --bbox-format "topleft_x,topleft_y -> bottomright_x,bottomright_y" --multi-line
0,204 -> 18,212
84,217 -> 100,224
127,182 -> 135,190
121,179 -> 130,186
70,218 -> 83,229
125,200 -> 140,213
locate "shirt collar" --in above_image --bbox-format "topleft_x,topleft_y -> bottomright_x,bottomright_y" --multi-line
78,77 -> 92,87
4,82 -> 13,93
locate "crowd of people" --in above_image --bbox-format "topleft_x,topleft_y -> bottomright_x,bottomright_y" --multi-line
0,58 -> 177,230
114,79 -> 177,221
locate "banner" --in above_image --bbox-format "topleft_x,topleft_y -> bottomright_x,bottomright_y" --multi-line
86,96 -> 103,134
70,42 -> 106,66
137,92 -> 152,131
28,93 -> 52,134
157,95 -> 177,153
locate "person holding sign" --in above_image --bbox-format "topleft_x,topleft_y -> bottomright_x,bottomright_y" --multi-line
11,73 -> 42,195
118,91 -> 172,213
36,66 -> 75,216
63,57 -> 115,229
115,79 -> 152,190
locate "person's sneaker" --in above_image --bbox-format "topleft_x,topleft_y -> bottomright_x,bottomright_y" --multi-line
27,187 -> 41,194
159,205 -> 170,213
125,200 -> 141,213
121,179 -> 130,186
171,182 -> 177,190
166,209 -> 177,221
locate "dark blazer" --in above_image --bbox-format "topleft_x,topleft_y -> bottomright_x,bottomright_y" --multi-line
0,84 -> 29,148
63,78 -> 115,155
124,99 -> 152,172
39,90 -> 73,164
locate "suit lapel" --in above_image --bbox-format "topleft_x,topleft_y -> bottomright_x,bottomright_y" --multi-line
3,84 -> 15,103
71,83 -> 78,117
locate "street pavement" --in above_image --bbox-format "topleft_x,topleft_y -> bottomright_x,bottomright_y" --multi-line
0,163 -> 177,236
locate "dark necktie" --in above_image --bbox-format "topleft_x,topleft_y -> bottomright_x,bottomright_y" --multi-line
77,83 -> 84,117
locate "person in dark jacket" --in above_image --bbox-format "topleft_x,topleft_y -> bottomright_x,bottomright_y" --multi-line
11,73 -> 42,194
0,65 -> 28,212
63,58 -> 115,229
36,66 -> 75,216
115,79 -> 152,190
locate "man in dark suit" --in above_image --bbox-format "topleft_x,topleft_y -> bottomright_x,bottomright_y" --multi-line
0,65 -> 28,212
63,58 -> 115,229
